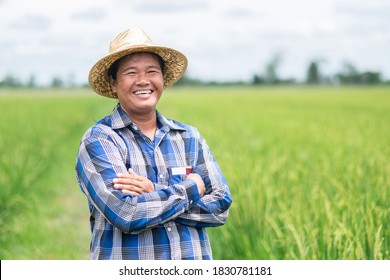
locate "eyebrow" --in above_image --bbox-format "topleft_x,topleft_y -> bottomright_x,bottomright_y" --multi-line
121,65 -> 161,72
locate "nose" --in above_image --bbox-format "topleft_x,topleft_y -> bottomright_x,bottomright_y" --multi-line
135,73 -> 150,86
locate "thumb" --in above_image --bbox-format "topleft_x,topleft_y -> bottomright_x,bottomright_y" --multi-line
128,168 -> 142,180
128,168 -> 137,175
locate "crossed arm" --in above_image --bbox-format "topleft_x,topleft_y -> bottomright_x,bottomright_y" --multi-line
113,168 -> 205,197
76,131 -> 231,233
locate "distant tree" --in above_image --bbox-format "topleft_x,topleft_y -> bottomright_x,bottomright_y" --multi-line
174,74 -> 202,86
306,61 -> 320,84
336,62 -> 359,84
27,74 -> 36,88
252,74 -> 265,85
51,76 -> 64,88
264,53 -> 282,84
0,74 -> 22,87
359,71 -> 381,84
335,62 -> 383,85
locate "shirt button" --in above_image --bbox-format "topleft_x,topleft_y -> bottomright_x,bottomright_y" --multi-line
159,174 -> 164,179
167,227 -> 172,232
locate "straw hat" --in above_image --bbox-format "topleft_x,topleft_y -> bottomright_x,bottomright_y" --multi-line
88,28 -> 188,98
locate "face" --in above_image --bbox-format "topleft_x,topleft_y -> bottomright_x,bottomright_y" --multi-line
109,52 -> 164,117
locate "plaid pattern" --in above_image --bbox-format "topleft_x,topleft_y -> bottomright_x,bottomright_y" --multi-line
76,104 -> 232,260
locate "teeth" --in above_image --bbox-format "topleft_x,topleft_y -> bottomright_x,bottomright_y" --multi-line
133,90 -> 152,95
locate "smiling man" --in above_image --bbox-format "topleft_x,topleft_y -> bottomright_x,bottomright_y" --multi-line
75,28 -> 232,260
109,52 -> 165,140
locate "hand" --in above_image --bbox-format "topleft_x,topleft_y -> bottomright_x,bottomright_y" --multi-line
113,168 -> 154,196
186,173 -> 205,197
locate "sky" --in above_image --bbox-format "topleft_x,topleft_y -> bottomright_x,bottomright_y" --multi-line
1,0 -> 390,85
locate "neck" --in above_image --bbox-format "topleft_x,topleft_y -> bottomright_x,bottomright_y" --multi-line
123,107 -> 158,140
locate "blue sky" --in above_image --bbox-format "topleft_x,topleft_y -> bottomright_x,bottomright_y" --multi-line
1,0 -> 389,85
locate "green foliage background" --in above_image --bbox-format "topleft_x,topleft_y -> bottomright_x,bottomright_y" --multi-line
1,86 -> 389,259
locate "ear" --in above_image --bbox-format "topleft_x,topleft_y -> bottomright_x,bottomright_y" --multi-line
109,76 -> 117,93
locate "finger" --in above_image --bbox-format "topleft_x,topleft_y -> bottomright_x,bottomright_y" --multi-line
128,168 -> 137,175
114,182 -> 143,191
127,168 -> 143,180
114,185 -> 146,196
121,189 -> 140,196
116,173 -> 135,179
116,174 -> 141,183
114,177 -> 138,184
122,178 -> 146,188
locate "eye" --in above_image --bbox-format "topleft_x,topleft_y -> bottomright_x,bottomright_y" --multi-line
147,68 -> 161,75
124,71 -> 137,76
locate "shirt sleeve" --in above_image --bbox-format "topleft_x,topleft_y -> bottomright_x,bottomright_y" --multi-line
75,127 -> 201,234
174,131 -> 233,228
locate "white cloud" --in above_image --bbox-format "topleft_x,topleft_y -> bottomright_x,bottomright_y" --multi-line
1,0 -> 389,85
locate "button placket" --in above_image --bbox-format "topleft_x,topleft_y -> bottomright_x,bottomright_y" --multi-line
164,222 -> 180,260
154,149 -> 167,184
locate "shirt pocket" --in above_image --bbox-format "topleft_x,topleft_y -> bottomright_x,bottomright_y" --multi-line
168,166 -> 192,184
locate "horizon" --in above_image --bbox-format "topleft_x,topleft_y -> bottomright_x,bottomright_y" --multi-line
1,0 -> 389,86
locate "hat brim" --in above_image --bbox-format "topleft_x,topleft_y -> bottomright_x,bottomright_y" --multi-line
88,46 -> 188,98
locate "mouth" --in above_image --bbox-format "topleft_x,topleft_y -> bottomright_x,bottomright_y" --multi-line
133,90 -> 153,95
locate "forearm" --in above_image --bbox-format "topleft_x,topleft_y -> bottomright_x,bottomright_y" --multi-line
175,183 -> 232,227
77,165 -> 200,233
114,180 -> 200,232
76,136 -> 201,233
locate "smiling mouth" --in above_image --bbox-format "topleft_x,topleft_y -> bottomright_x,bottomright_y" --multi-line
133,90 -> 153,95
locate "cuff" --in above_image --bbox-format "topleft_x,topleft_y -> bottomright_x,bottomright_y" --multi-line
181,179 -> 201,208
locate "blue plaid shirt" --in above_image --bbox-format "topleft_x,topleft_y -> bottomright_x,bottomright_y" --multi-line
75,104 -> 232,260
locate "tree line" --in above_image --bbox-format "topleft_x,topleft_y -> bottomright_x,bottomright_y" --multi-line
250,54 -> 387,86
1,57 -> 388,88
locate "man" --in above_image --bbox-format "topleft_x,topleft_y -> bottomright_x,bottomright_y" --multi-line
76,28 -> 232,260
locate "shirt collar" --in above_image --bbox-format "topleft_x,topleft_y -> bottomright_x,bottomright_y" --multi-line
110,103 -> 186,131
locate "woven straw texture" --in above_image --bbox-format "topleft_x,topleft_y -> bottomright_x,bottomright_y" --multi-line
88,29 -> 188,98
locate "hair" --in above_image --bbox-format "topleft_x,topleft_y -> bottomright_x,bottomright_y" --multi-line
108,52 -> 165,80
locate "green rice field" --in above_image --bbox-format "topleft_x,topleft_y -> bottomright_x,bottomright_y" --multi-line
0,86 -> 389,259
